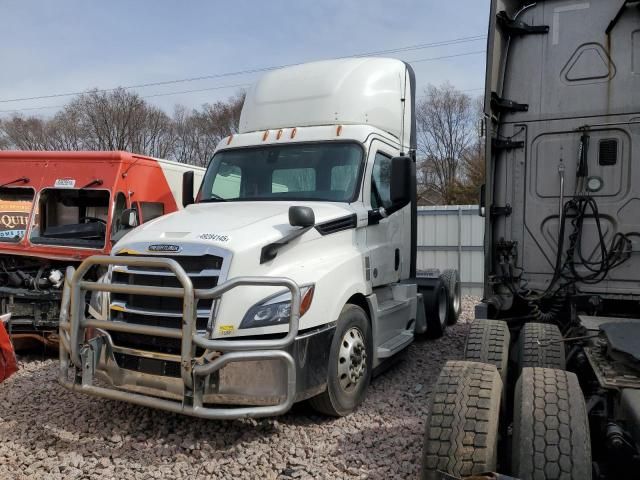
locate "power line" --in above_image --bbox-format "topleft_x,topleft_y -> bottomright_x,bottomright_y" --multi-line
0,82 -> 252,114
407,50 -> 485,64
0,84 -> 486,114
0,49 -> 486,114
0,35 -> 486,105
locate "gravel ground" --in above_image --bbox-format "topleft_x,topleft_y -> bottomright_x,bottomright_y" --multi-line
0,297 -> 478,480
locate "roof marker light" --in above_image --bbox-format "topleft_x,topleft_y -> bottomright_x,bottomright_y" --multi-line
276,129 -> 283,140
291,128 -> 297,139
336,125 -> 343,136
263,131 -> 269,141
226,135 -> 233,145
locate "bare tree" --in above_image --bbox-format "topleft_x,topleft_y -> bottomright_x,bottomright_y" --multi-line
0,90 -> 245,167
171,94 -> 245,166
0,116 -> 50,150
416,83 -> 477,204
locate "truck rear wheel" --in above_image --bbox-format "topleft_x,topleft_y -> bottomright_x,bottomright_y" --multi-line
421,360 -> 502,480
464,319 -> 510,384
308,304 -> 372,417
440,269 -> 461,325
518,322 -> 566,374
512,367 -> 591,480
425,278 -> 449,339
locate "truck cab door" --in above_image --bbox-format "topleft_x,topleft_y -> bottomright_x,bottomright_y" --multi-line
365,141 -> 405,287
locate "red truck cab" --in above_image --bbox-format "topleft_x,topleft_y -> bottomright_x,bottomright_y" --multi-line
0,151 -> 203,347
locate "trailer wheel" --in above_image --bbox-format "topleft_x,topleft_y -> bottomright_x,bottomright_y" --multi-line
512,367 -> 591,480
440,269 -> 461,325
309,304 -> 372,417
421,360 -> 502,480
425,279 -> 449,339
464,319 -> 510,384
518,322 -> 565,374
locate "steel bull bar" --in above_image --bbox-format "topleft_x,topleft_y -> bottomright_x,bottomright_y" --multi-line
58,255 -> 301,419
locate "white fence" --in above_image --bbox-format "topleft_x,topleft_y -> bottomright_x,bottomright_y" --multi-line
417,205 -> 485,297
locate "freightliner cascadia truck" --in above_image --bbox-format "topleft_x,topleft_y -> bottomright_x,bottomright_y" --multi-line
422,2 -> 640,480
58,58 -> 462,419
0,151 -> 203,349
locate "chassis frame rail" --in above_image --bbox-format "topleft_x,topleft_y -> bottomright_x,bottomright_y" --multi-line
58,255 -> 301,419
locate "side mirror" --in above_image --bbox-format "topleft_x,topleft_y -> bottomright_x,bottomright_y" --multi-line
120,208 -> 138,228
479,184 -> 486,217
182,171 -> 195,207
389,156 -> 412,211
289,206 -> 315,228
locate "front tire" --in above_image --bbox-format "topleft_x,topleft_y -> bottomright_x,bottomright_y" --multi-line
309,304 -> 372,417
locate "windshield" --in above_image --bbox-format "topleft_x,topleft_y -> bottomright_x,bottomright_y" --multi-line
199,142 -> 364,203
30,188 -> 110,249
0,187 -> 35,243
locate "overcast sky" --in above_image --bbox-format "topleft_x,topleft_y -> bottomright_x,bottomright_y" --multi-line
0,1 -> 490,117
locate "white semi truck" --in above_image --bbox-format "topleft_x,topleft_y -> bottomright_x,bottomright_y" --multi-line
59,58 -> 461,419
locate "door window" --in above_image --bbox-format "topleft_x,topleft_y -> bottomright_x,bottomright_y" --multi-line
371,152 -> 392,209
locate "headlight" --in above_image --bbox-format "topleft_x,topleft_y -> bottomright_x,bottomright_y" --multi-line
239,285 -> 314,329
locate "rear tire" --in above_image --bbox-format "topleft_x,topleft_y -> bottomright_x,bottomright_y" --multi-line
309,304 -> 372,417
512,367 -> 591,480
421,360 -> 502,480
464,319 -> 510,385
425,279 -> 449,339
440,269 -> 461,325
518,322 -> 566,374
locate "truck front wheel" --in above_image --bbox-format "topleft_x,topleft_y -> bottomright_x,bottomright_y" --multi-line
309,304 -> 372,417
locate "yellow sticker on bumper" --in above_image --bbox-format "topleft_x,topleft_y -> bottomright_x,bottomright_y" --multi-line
219,325 -> 235,336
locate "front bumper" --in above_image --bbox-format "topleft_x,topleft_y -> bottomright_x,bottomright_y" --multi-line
58,255 -> 323,419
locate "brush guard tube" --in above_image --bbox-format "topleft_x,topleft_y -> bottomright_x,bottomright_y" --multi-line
58,256 -> 301,419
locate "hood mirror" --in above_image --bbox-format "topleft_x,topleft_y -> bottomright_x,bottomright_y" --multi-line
289,206 -> 315,228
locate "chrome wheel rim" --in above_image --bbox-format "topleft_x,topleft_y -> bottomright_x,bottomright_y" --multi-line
337,327 -> 367,392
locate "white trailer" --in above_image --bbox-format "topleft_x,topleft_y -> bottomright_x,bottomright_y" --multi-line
59,58 -> 461,418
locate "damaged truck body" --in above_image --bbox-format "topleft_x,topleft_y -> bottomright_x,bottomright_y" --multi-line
0,151 -> 203,348
423,1 -> 640,480
59,58 -> 461,419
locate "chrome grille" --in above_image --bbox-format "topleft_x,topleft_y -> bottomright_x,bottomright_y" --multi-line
110,254 -> 224,356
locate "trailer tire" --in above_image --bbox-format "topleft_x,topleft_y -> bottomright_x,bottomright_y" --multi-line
440,269 -> 461,325
308,304 -> 372,417
512,367 -> 591,480
425,279 -> 449,339
421,360 -> 502,480
463,319 -> 510,385
518,322 -> 565,374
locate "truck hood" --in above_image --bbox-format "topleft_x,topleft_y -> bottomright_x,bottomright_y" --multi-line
114,201 -> 357,254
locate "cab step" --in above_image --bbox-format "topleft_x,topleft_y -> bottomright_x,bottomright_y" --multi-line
377,330 -> 413,359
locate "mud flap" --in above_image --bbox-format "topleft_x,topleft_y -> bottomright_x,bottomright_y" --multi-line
0,314 -> 18,382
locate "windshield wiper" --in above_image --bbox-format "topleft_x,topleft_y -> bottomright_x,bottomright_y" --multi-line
81,179 -> 104,189
0,177 -> 29,188
199,194 -> 228,203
